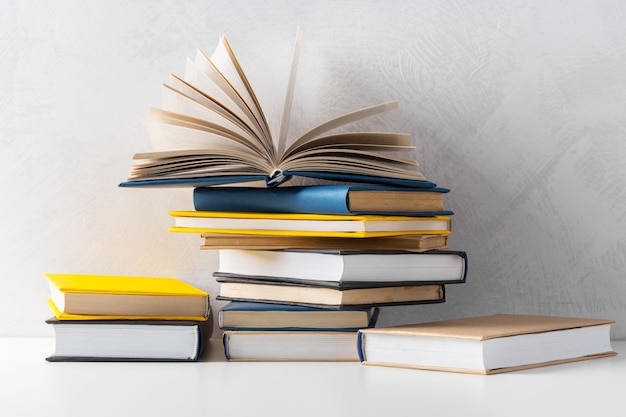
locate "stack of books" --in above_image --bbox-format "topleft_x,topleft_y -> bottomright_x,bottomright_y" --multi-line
174,185 -> 467,361
43,273 -> 210,361
117,33 -> 469,361
111,33 -> 619,372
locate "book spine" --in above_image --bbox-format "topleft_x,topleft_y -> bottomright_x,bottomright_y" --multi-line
356,331 -> 366,362
222,332 -> 231,360
193,186 -> 352,214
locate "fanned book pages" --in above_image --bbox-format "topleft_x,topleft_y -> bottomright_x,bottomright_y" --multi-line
119,30 -> 432,188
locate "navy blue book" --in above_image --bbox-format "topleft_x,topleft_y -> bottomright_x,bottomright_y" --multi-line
218,301 -> 379,331
119,33 -> 436,190
192,185 -> 453,216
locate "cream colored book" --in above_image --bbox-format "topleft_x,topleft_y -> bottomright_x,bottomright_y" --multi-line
357,314 -> 616,374
170,211 -> 452,238
200,233 -> 448,251
216,276 -> 444,309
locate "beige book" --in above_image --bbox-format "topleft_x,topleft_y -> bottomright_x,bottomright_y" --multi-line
358,314 -> 616,374
216,276 -> 444,308
201,233 -> 448,251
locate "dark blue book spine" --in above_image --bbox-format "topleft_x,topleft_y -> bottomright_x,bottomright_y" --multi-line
357,331 -> 366,362
193,185 -> 453,215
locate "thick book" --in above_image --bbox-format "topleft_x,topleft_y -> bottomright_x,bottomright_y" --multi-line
200,233 -> 449,251
119,32 -> 433,189
215,249 -> 467,287
357,314 -> 616,375
170,211 -> 452,238
218,301 -> 379,331
216,275 -> 445,309
223,330 -> 361,361
45,273 -> 209,320
45,318 -> 208,362
193,185 -> 453,216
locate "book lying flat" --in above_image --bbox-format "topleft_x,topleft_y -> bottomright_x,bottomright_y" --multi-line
218,301 -> 379,331
216,249 -> 467,287
200,233 -> 449,251
357,314 -> 616,374
46,318 -> 207,362
46,299 -> 211,322
120,32 -> 431,189
223,330 -> 361,361
45,273 -> 209,320
216,276 -> 445,309
170,211 -> 452,238
193,185 -> 453,216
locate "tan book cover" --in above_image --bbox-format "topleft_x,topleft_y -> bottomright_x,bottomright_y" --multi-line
358,314 -> 616,374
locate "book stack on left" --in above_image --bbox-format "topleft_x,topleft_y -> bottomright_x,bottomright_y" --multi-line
44,273 -> 210,362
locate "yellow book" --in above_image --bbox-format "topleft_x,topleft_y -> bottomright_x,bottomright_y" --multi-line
169,211 -> 452,238
45,273 -> 210,320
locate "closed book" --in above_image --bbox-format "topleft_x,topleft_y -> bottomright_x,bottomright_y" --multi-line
46,318 -> 209,362
216,275 -> 445,309
45,273 -> 209,320
218,301 -> 379,331
193,185 -> 453,215
223,330 -> 361,361
216,249 -> 467,287
200,233 -> 448,251
170,211 -> 452,238
357,314 -> 616,374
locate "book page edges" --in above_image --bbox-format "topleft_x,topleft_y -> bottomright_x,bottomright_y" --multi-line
169,227 -> 451,238
360,351 -> 617,375
46,299 -> 209,321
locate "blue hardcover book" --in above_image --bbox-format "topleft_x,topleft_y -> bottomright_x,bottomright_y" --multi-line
192,184 -> 453,216
218,301 -> 379,331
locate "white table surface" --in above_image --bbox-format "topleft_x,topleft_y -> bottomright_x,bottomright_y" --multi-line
1,337 -> 624,417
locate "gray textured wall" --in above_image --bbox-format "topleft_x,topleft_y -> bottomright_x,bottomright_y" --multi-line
2,0 -> 625,338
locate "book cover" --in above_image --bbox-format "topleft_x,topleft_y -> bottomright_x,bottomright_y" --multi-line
45,273 -> 209,319
218,301 -> 379,331
215,249 -> 467,287
357,314 -> 616,374
216,275 -> 445,309
169,211 -> 452,238
192,185 -> 453,216
45,318 -> 210,362
119,32 -> 434,189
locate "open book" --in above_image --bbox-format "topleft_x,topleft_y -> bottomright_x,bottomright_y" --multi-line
120,31 -> 433,188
